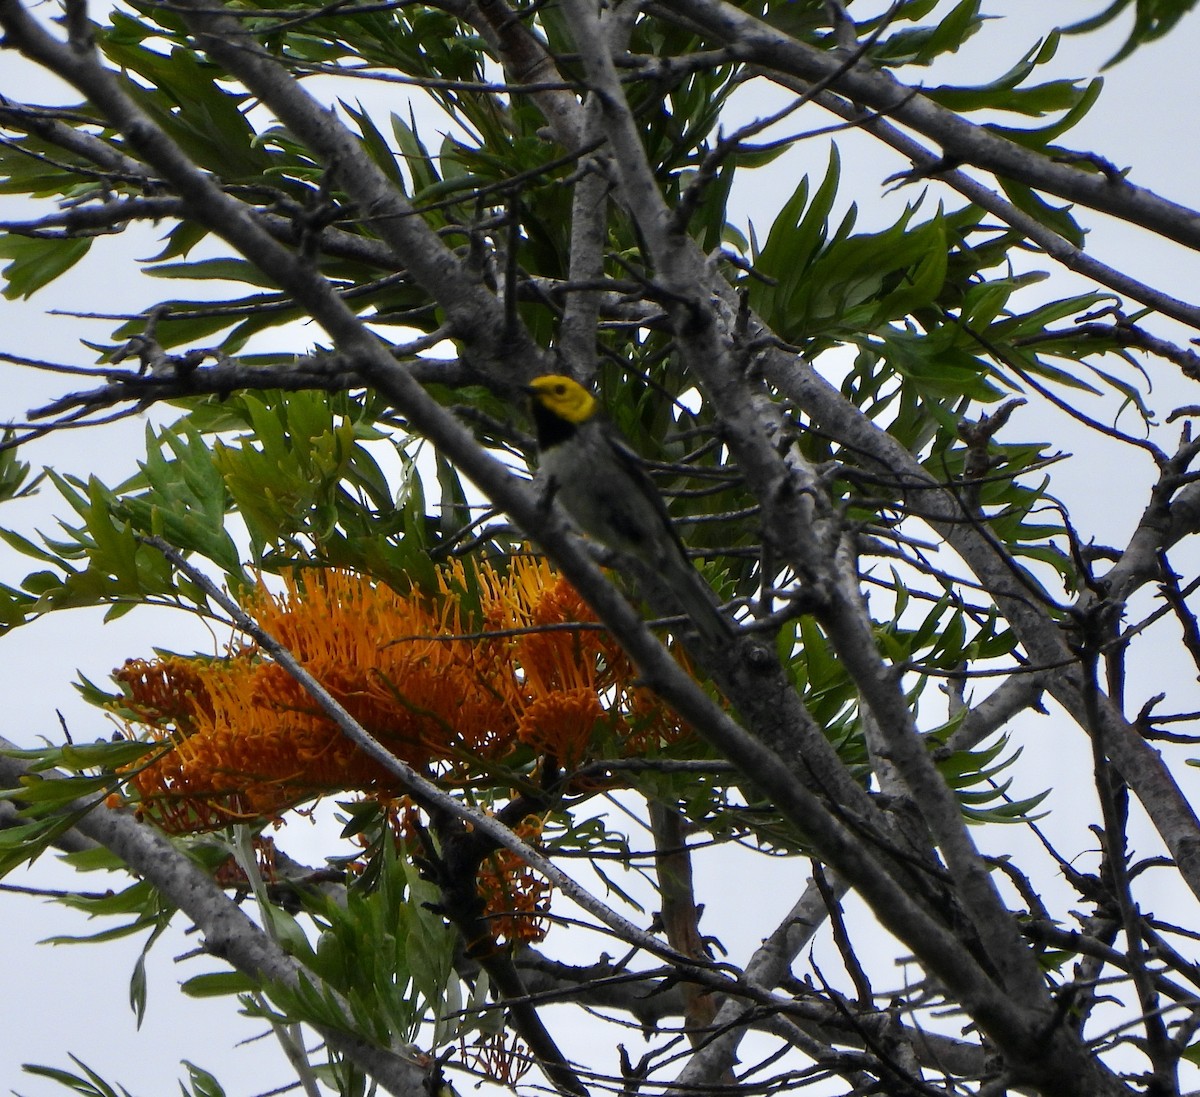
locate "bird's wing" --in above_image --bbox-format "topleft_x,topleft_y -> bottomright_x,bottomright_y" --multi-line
599,425 -> 691,555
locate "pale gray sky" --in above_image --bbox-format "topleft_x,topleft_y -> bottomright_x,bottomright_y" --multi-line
3,3 -> 1200,1094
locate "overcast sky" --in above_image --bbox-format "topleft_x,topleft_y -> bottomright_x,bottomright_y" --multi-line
3,3 -> 1200,1095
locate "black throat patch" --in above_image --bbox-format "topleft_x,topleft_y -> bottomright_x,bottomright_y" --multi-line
531,401 -> 577,449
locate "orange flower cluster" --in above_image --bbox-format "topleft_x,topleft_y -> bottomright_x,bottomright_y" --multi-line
384,798 -> 552,947
114,655 -> 214,735
113,557 -> 686,832
475,815 -> 552,947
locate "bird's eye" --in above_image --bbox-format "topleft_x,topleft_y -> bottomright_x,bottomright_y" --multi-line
554,384 -> 566,395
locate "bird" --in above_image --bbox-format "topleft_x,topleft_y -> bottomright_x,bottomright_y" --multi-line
526,373 -> 732,646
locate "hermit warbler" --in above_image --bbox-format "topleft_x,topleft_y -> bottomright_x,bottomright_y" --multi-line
527,374 -> 731,645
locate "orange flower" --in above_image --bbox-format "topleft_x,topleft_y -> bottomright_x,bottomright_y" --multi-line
376,799 -> 551,949
114,558 -> 693,832
475,815 -> 552,946
516,689 -> 606,770
114,655 -> 216,734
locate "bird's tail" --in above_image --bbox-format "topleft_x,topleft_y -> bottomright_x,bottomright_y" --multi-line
659,554 -> 733,647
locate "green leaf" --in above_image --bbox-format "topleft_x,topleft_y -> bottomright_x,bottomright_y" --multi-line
0,772 -> 112,806
921,32 -> 1095,119
753,170 -> 977,344
130,949 -> 149,1027
115,423 -> 243,578
58,845 -> 128,872
344,100 -> 407,189
180,1062 -> 227,1097
0,813 -> 85,878
391,109 -> 441,196
181,971 -> 260,998
0,234 -> 91,299
146,257 -> 280,287
0,434 -> 44,502
986,78 -> 1103,148
1063,0 -> 1199,66
210,389 -> 362,560
870,0 -> 984,66
21,1056 -> 134,1097
99,42 -> 273,180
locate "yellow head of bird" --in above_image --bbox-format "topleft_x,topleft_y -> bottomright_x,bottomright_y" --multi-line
527,375 -> 598,425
